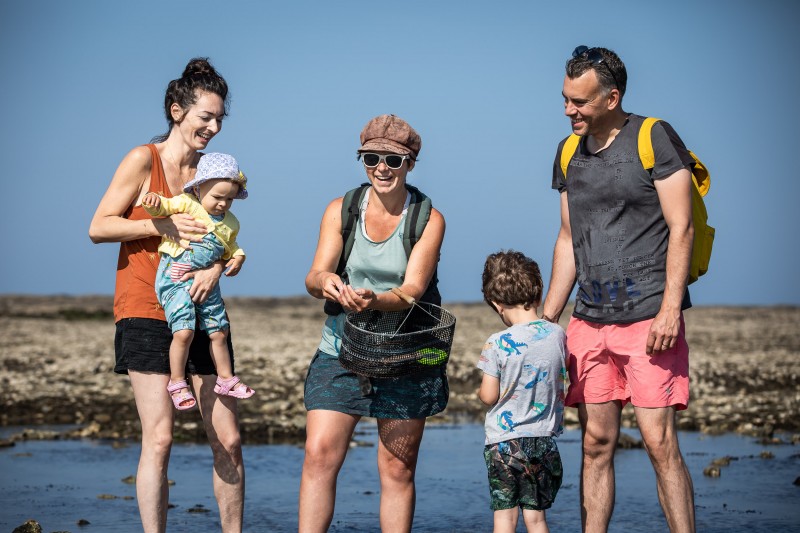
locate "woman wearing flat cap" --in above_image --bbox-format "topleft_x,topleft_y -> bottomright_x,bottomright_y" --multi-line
300,114 -> 447,532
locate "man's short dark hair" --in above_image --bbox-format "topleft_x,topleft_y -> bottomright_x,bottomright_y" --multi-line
566,46 -> 627,98
482,250 -> 543,310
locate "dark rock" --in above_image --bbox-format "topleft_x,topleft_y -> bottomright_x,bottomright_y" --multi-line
756,436 -> 785,445
187,504 -> 210,514
710,456 -> 736,467
121,475 -> 136,484
617,433 -> 643,449
77,519 -> 90,526
12,519 -> 42,533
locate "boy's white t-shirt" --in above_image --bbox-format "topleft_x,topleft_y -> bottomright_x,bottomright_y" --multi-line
477,320 -> 567,445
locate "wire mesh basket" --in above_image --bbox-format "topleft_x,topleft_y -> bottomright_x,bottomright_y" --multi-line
340,289 -> 456,378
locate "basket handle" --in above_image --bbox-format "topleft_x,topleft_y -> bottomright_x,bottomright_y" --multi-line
390,287 -> 416,305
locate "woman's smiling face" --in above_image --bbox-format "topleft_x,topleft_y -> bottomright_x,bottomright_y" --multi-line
172,91 -> 225,150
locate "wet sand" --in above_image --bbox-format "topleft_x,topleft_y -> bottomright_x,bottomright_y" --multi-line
0,295 -> 798,444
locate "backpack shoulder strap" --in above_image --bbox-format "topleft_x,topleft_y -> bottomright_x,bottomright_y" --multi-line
559,134 -> 581,179
335,183 -> 370,277
402,184 -> 432,257
689,151 -> 710,197
323,184 -> 368,315
639,117 -> 710,195
638,117 -> 662,170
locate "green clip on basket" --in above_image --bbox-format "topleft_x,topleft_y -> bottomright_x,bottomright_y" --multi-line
340,288 -> 456,378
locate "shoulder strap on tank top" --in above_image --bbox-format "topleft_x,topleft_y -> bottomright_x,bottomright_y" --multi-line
145,144 -> 171,197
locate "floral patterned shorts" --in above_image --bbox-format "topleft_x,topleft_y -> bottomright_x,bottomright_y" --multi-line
483,436 -> 562,511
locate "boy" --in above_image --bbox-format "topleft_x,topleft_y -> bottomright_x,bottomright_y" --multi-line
478,250 -> 567,533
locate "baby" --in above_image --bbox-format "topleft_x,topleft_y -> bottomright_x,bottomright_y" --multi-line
143,152 -> 254,410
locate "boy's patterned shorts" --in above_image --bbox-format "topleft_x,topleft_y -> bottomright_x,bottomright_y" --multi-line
483,436 -> 562,511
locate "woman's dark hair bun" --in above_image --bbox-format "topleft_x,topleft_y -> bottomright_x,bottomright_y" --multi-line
182,57 -> 215,78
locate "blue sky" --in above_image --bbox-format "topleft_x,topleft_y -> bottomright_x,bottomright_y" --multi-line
1,0 -> 797,305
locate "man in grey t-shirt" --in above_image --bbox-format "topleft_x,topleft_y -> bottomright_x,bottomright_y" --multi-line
542,46 -> 696,532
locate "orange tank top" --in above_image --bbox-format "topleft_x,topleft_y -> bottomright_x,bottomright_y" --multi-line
113,144 -> 173,322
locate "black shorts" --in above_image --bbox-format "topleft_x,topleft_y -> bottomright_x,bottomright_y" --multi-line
114,317 -> 234,376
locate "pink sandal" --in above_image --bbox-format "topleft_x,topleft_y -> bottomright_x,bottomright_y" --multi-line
167,379 -> 197,410
214,376 -> 255,399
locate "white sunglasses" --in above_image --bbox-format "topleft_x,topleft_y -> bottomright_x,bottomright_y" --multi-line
359,152 -> 410,169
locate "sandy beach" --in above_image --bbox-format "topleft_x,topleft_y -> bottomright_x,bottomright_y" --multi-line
0,295 -> 798,444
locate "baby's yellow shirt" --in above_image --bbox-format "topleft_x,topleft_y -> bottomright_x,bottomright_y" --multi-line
142,193 -> 245,260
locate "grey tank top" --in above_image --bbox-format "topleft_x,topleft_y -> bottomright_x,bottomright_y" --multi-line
318,189 -> 410,356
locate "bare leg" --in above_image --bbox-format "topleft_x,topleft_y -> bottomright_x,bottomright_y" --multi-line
376,418 -> 426,533
129,371 -> 174,533
192,373 -> 245,533
168,329 -> 194,406
493,508 -> 519,533
521,508 -> 549,533
578,401 -> 621,533
208,329 -> 233,379
634,406 -> 695,533
299,410 -> 360,533
208,329 -> 253,397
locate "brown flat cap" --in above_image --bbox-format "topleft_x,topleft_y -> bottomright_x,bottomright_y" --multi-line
358,114 -> 421,160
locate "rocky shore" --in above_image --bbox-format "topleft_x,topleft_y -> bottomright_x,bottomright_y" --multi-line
1,295 -> 798,445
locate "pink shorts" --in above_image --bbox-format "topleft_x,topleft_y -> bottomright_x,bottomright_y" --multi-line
564,316 -> 689,410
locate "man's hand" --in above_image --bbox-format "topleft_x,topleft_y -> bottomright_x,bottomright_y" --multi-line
646,309 -> 681,355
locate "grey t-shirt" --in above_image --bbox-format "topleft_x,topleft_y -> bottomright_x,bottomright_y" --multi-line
477,321 -> 567,445
552,114 -> 694,324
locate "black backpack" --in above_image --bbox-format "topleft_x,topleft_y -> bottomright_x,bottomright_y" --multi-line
323,183 -> 441,315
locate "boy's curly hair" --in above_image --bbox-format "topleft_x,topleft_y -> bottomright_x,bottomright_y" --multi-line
482,250 -> 543,310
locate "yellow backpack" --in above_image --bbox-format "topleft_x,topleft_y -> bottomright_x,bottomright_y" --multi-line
559,117 -> 714,284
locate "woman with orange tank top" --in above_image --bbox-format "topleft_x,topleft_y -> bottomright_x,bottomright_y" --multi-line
89,58 -> 245,533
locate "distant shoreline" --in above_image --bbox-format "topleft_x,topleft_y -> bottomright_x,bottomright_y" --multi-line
2,292 -> 799,307
1,295 -> 798,445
